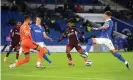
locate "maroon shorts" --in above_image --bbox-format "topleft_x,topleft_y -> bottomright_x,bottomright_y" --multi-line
10,41 -> 20,51
11,41 -> 20,47
66,43 -> 82,51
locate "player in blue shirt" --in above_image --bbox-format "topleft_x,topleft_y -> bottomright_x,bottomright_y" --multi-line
85,11 -> 130,69
30,16 -> 53,65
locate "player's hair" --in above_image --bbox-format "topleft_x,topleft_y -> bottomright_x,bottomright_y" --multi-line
36,16 -> 41,20
105,11 -> 112,16
24,15 -> 30,21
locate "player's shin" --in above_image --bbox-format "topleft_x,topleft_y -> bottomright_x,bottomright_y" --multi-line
112,52 -> 130,69
66,52 -> 72,61
16,51 -> 19,62
79,52 -> 89,62
85,39 -> 93,56
9,54 -> 30,69
112,52 -> 125,62
4,47 -> 13,62
16,53 -> 30,66
66,51 -> 74,65
79,52 -> 92,66
43,54 -> 52,64
37,47 -> 46,67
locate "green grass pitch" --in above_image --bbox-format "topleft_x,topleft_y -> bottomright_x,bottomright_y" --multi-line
1,52 -> 133,80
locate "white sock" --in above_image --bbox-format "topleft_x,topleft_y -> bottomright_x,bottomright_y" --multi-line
36,61 -> 41,66
9,63 -> 16,68
13,63 -> 16,67
125,61 -> 128,65
85,52 -> 88,56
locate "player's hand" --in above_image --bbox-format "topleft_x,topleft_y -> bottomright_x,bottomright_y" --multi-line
49,38 -> 53,41
92,28 -> 99,30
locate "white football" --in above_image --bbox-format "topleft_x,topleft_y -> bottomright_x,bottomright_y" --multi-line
85,60 -> 92,66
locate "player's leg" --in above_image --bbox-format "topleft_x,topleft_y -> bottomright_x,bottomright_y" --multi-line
105,39 -> 130,69
75,44 -> 89,62
9,43 -> 31,69
43,54 -> 52,64
9,40 -> 45,69
32,43 -> 47,68
15,44 -> 21,62
18,46 -> 23,56
1,44 -> 8,52
37,42 -> 52,64
4,45 -> 14,62
66,44 -> 74,65
9,52 -> 30,69
85,38 -> 97,55
16,52 -> 30,66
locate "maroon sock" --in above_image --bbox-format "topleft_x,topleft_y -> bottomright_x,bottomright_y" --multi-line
66,53 -> 72,61
16,51 -> 19,59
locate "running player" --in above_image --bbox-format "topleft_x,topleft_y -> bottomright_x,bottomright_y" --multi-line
58,21 -> 90,66
4,21 -> 22,63
30,16 -> 52,64
85,11 -> 130,69
9,15 -> 47,69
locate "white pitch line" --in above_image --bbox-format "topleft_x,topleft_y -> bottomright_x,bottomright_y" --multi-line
2,73 -> 113,80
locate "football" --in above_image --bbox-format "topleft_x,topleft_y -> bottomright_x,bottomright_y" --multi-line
86,60 -> 92,66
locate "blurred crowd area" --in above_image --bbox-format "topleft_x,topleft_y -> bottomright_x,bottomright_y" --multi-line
1,0 -> 133,51
1,0 -> 133,20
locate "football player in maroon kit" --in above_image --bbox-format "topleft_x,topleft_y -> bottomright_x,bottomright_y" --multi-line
58,21 -> 90,66
4,21 -> 22,63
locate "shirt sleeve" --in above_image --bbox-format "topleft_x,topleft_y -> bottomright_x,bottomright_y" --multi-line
103,21 -> 110,27
9,29 -> 13,38
40,26 -> 45,33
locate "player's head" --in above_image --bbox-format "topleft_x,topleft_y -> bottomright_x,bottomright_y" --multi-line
24,15 -> 31,25
67,20 -> 74,28
104,11 -> 112,20
16,21 -> 22,27
67,22 -> 72,28
36,16 -> 41,25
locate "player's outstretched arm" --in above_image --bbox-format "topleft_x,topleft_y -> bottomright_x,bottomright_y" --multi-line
92,21 -> 110,30
92,26 -> 109,30
58,31 -> 67,42
43,32 -> 53,41
58,35 -> 65,42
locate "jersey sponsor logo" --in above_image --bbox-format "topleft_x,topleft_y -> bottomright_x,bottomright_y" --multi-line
34,30 -> 41,33
68,32 -> 74,36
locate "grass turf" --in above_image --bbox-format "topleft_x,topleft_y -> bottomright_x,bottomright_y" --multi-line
1,52 -> 133,80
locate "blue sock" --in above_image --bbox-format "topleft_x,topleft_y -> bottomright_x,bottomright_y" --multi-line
43,55 -> 52,64
113,52 -> 125,62
85,39 -> 93,52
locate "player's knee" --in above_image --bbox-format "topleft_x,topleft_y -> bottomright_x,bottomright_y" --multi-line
66,50 -> 70,54
110,49 -> 116,53
43,47 -> 49,54
79,50 -> 88,58
40,47 -> 44,53
78,50 -> 84,54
